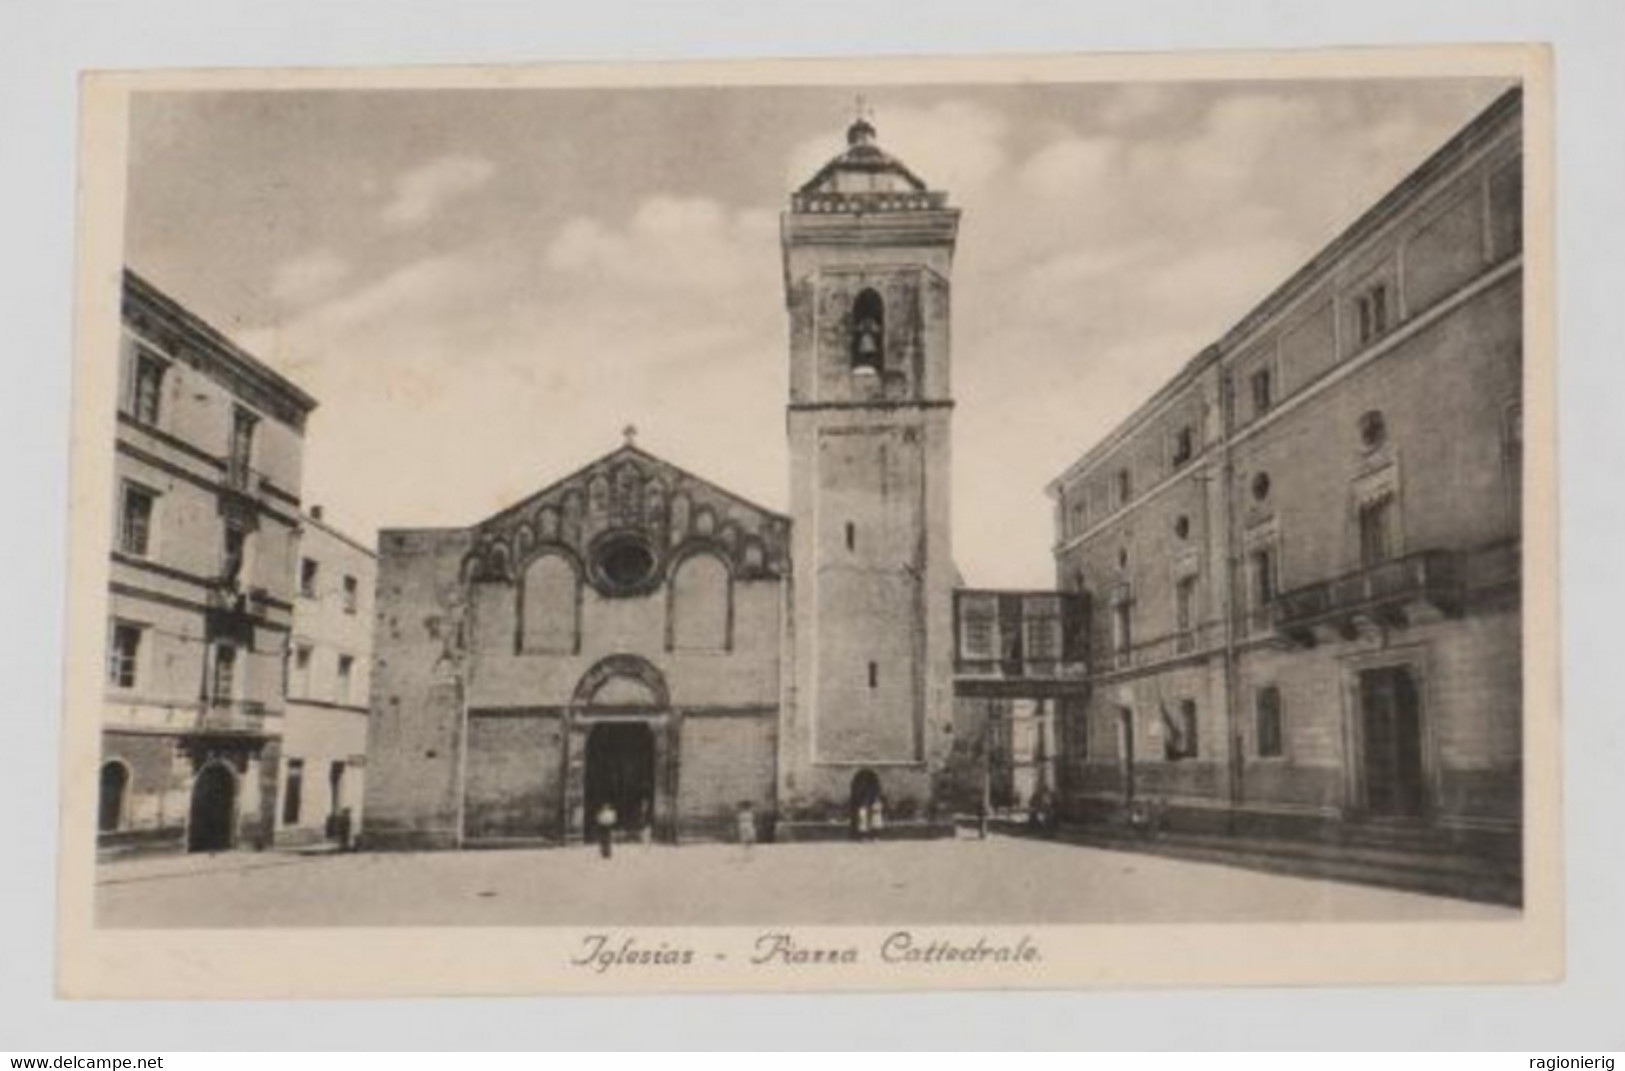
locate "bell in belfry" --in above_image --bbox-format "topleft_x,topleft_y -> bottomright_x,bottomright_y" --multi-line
857,328 -> 879,357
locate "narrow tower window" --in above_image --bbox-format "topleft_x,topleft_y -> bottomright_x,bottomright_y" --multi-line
868,661 -> 879,689
845,521 -> 856,551
851,288 -> 884,373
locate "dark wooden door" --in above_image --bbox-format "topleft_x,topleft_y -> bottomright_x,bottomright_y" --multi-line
187,763 -> 237,852
1360,667 -> 1425,818
583,722 -> 656,839
1118,708 -> 1136,804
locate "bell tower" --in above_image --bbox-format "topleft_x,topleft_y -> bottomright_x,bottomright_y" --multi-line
778,113 -> 960,828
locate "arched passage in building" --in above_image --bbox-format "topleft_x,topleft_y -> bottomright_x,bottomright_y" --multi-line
583,722 -> 657,840
849,768 -> 882,836
97,760 -> 129,834
187,761 -> 237,853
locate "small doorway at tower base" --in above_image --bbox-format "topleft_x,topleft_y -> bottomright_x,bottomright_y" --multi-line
583,721 -> 657,843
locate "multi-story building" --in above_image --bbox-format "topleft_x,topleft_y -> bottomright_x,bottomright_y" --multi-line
276,506 -> 375,847
1046,89 -> 1524,875
99,270 -> 317,856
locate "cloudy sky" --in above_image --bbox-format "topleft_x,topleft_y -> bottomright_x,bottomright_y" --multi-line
124,76 -> 1511,587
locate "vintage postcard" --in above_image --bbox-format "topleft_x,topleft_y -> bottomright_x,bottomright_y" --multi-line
57,45 -> 1559,998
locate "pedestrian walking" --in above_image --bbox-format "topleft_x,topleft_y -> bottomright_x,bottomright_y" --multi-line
870,794 -> 887,840
595,801 -> 617,859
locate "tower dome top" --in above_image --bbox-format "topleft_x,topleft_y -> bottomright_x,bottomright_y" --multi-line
794,110 -> 940,206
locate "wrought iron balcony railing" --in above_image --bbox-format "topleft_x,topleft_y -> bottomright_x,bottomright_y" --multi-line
1272,548 -> 1467,639
1089,620 -> 1224,677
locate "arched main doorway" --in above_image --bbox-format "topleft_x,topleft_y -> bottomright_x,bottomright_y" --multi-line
583,722 -> 656,840
187,762 -> 237,853
850,768 -> 881,811
97,761 -> 128,834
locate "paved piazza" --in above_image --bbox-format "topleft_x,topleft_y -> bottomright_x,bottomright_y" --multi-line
95,835 -> 1515,928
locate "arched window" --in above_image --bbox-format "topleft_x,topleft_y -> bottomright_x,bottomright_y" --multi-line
98,760 -> 129,833
669,552 -> 730,651
520,553 -> 579,653
851,288 -> 884,373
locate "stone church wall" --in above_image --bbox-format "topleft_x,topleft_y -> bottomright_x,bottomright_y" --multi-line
361,528 -> 473,850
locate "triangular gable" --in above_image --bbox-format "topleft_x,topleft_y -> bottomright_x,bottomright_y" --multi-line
463,442 -> 791,584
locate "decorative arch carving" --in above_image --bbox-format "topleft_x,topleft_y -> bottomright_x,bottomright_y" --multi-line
517,547 -> 583,654
536,505 -> 561,541
483,540 -> 513,583
572,654 -> 671,709
667,545 -> 734,653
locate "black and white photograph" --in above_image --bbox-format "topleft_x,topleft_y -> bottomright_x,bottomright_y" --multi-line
55,46 -> 1559,997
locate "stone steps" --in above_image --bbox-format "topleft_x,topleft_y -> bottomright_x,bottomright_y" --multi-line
1016,823 -> 1521,907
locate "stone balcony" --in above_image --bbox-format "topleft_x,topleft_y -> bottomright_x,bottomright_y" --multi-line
196,697 -> 274,736
1272,548 -> 1468,646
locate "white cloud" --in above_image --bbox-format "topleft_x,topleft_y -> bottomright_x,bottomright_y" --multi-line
269,248 -> 352,305
206,84 -> 1503,590
1018,137 -> 1116,201
544,195 -> 778,297
380,154 -> 496,229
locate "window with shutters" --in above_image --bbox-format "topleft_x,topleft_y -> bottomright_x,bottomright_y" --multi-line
1024,599 -> 1061,664
290,643 -> 312,699
1356,282 -> 1391,346
107,621 -> 143,689
1250,367 -> 1274,417
131,348 -> 165,426
1359,493 -> 1397,567
1175,575 -> 1198,652
119,483 -> 156,558
337,654 -> 354,704
1256,685 -> 1284,758
211,644 -> 237,703
959,594 -> 998,661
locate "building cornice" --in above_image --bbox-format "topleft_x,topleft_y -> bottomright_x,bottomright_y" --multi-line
1046,87 -> 1523,497
123,269 -> 319,430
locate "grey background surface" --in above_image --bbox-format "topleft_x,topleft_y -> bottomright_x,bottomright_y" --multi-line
2,0 -> 1621,1051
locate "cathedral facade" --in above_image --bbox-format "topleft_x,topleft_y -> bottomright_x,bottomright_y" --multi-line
360,118 -> 964,848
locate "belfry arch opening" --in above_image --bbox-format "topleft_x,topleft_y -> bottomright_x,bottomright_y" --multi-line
851,288 -> 884,373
